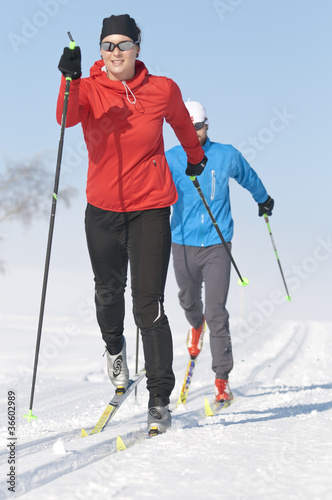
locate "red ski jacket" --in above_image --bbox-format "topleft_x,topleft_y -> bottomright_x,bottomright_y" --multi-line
56,60 -> 204,212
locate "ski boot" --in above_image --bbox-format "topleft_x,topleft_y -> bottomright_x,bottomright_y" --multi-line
187,319 -> 206,358
105,337 -> 129,392
147,395 -> 171,436
215,378 -> 234,402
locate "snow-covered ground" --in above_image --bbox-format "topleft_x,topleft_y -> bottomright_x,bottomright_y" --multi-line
0,307 -> 331,499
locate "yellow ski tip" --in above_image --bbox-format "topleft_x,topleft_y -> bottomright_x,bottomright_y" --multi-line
81,428 -> 88,438
116,435 -> 127,451
175,396 -> 184,408
204,397 -> 214,417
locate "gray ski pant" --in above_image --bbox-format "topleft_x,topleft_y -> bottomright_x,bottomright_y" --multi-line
172,242 -> 233,380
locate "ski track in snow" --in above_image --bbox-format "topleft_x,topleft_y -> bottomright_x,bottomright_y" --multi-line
243,322 -> 308,384
0,318 -> 331,500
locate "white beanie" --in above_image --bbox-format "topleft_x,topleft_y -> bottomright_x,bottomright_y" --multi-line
185,100 -> 209,125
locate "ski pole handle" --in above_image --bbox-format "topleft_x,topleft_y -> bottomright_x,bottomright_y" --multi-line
67,31 -> 76,49
65,32 -> 76,81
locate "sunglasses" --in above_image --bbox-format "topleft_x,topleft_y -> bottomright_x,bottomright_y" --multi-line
100,40 -> 139,52
194,121 -> 206,130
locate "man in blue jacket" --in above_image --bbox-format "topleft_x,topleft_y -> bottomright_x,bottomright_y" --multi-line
166,100 -> 274,402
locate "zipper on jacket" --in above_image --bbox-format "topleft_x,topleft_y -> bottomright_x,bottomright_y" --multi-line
200,169 -> 208,246
153,159 -> 163,189
211,170 -> 215,200
200,213 -> 205,246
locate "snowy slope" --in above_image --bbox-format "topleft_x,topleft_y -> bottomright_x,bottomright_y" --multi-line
0,314 -> 331,500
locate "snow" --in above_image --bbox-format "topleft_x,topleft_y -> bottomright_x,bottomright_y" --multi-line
1,308 -> 332,499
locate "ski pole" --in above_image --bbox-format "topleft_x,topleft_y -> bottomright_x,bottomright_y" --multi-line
263,214 -> 291,301
190,176 -> 249,286
24,32 -> 76,423
135,326 -> 139,399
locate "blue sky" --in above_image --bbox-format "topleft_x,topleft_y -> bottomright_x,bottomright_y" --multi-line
0,0 -> 331,324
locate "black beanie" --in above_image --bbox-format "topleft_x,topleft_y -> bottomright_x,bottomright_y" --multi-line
100,14 -> 139,43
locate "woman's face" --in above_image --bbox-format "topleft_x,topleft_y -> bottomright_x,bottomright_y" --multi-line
100,34 -> 140,81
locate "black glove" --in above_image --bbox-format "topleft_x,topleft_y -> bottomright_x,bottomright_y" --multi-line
258,196 -> 274,216
58,46 -> 81,79
185,155 -> 208,176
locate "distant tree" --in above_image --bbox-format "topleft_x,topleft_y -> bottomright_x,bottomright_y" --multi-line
0,153 -> 77,225
0,152 -> 77,272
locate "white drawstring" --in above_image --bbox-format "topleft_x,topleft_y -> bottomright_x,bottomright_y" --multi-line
122,80 -> 136,105
101,66 -> 137,105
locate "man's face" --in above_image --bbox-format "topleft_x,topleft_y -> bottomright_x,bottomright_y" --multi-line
195,123 -> 208,146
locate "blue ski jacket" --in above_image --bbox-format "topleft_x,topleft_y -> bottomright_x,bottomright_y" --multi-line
166,137 -> 268,246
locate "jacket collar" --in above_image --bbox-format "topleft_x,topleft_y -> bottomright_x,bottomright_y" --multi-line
202,136 -> 211,152
89,59 -> 148,93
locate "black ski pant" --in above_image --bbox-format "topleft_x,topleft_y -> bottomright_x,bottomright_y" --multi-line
85,204 -> 175,400
172,242 -> 233,380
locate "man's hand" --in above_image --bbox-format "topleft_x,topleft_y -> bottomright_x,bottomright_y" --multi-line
258,196 -> 274,216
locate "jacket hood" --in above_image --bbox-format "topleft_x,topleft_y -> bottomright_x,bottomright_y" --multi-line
89,59 -> 149,92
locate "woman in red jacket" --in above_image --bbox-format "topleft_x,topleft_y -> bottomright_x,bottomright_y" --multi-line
57,14 -> 206,434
